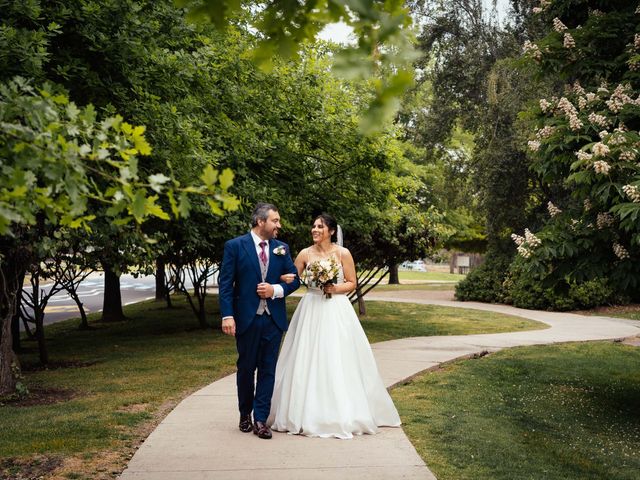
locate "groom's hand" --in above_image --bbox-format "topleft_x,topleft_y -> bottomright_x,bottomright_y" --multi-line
257,282 -> 274,299
221,317 -> 236,336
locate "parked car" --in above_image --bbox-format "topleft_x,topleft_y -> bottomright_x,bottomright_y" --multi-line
400,260 -> 427,272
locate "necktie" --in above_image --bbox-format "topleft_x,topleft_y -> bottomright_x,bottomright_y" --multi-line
259,241 -> 267,266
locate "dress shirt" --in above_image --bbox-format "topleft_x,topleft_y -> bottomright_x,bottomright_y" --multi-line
250,231 -> 284,300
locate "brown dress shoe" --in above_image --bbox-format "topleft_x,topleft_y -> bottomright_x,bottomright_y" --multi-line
253,420 -> 272,439
239,414 -> 253,433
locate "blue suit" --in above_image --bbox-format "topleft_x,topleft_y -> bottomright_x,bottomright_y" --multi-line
218,233 -> 300,422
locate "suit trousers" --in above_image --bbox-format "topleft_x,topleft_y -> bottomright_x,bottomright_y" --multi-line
235,312 -> 283,422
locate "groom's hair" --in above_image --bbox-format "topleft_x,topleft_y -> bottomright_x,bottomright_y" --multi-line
251,203 -> 278,227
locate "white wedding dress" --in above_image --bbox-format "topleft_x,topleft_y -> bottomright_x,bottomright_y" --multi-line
268,252 -> 401,439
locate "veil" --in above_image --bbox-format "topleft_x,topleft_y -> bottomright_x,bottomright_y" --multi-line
336,224 -> 344,247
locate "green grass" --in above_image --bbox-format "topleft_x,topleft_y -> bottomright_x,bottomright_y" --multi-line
395,270 -> 463,282
392,341 -> 640,480
0,294 -> 544,478
360,302 -> 545,343
371,283 -> 457,292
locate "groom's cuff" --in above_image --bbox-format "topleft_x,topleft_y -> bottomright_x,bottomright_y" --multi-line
272,284 -> 284,299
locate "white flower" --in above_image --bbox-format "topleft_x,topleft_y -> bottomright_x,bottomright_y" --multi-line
536,126 -> 556,139
622,184 -> 640,203
553,18 -> 568,32
547,201 -> 562,217
569,115 -> 583,131
575,150 -> 593,161
573,82 -> 586,95
599,130 -> 609,140
588,112 -> 609,128
539,99 -> 552,112
613,243 -> 630,260
272,245 -> 286,256
596,212 -> 614,229
533,7 -> 543,13
620,150 -> 637,161
524,228 -> 542,247
511,233 -> 525,246
578,96 -> 587,110
523,40 -> 542,60
528,140 -> 541,152
592,142 -> 610,157
593,160 -> 611,174
635,33 -> 640,50
583,199 -> 592,211
563,33 -> 576,49
585,92 -> 597,103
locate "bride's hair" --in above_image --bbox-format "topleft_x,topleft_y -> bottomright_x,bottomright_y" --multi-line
314,213 -> 338,243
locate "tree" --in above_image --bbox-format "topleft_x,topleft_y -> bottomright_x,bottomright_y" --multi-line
0,79 -> 234,395
505,0 -> 640,308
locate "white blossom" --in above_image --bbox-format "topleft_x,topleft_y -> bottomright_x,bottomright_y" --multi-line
592,142 -> 610,157
573,82 -> 586,95
585,92 -> 597,103
523,40 -> 542,60
547,201 -> 562,217
553,18 -> 568,32
563,33 -> 576,49
599,130 -> 609,140
569,115 -> 583,131
575,150 -> 593,161
613,243 -> 630,260
536,126 -> 556,138
588,112 -> 609,127
593,160 -> 611,174
539,98 -> 552,112
596,212 -> 614,229
622,184 -> 640,202
528,140 -> 541,152
583,198 -> 592,211
524,228 -> 542,247
620,150 -> 637,161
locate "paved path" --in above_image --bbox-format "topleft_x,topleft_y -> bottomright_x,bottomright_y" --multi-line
119,291 -> 640,480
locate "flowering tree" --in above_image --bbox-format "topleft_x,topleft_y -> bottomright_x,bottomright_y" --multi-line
513,0 -> 640,306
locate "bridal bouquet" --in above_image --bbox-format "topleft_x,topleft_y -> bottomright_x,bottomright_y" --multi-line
308,258 -> 340,298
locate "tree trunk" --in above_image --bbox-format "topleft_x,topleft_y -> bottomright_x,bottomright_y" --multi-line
70,291 -> 89,330
1,260 -> 24,396
34,314 -> 48,364
11,309 -> 20,352
356,286 -> 367,316
155,258 -> 167,301
388,263 -> 399,284
101,265 -> 126,322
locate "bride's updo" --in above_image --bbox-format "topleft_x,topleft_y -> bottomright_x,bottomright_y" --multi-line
314,213 -> 338,243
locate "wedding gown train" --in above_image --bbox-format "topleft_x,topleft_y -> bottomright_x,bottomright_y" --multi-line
268,264 -> 401,439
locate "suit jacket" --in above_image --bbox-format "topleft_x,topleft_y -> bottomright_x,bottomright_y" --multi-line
218,233 -> 300,335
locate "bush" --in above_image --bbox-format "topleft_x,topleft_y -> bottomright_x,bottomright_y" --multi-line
505,259 -> 615,311
455,254 -> 511,303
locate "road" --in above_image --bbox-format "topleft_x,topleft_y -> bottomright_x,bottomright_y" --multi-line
23,272 -> 209,327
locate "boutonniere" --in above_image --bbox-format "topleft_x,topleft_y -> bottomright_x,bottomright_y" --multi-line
273,246 -> 286,256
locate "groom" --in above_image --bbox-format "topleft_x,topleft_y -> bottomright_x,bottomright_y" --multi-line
218,203 -> 300,439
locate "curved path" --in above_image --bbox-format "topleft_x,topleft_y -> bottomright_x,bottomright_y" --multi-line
119,291 -> 640,480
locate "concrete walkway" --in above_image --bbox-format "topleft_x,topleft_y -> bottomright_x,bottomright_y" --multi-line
119,292 -> 640,480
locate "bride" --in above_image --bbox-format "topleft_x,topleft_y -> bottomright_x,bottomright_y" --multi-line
268,213 -> 401,439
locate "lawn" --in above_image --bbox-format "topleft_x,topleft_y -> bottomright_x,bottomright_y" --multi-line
392,341 -> 640,480
0,295 -> 538,479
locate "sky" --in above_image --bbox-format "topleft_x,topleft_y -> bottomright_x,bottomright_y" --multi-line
317,0 -> 511,45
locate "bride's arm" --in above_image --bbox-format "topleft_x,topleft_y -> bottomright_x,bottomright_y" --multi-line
280,248 -> 307,283
324,247 -> 356,295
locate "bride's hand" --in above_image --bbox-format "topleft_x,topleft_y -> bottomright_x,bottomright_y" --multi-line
322,282 -> 338,294
280,273 -> 296,284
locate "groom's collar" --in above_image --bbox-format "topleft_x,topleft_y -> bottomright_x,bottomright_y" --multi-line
250,230 -> 270,248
